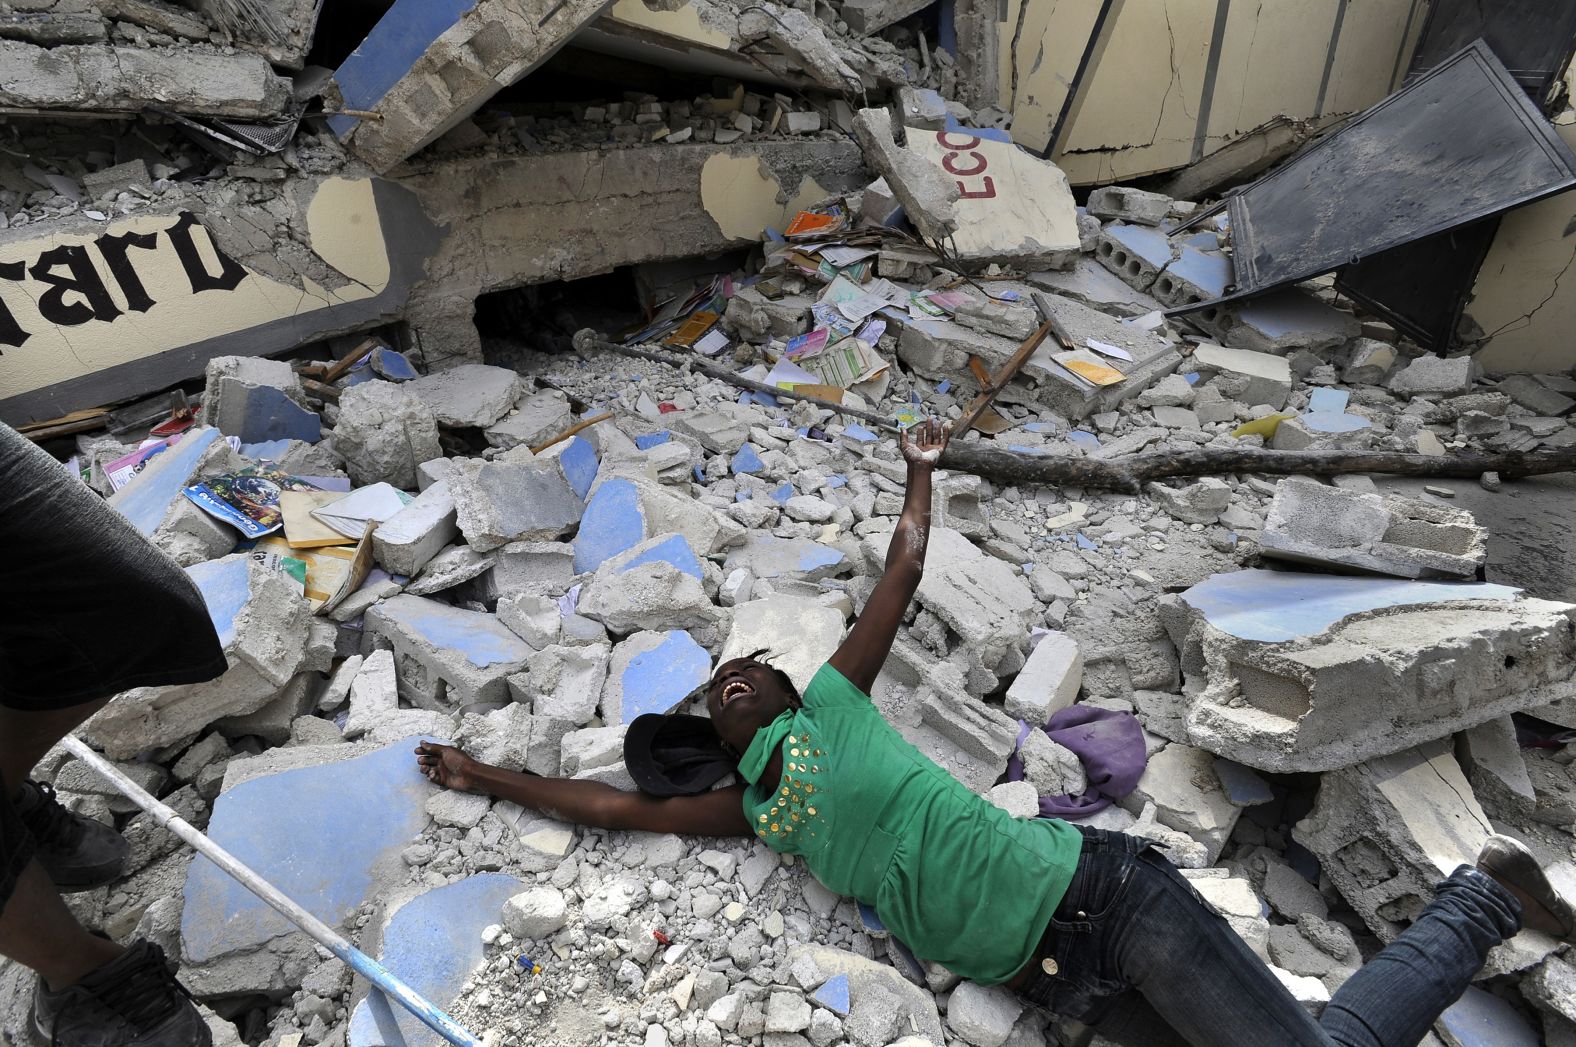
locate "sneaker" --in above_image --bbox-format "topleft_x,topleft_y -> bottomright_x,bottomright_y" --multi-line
32,940 -> 211,1047
13,781 -> 130,892
1477,834 -> 1576,940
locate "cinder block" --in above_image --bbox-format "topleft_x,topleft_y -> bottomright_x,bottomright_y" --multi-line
1260,478 -> 1487,580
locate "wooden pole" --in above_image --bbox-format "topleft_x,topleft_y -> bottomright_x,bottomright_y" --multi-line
571,329 -> 1576,491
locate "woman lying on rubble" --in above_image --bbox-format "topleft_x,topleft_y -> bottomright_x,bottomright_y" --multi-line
417,417 -> 1575,1047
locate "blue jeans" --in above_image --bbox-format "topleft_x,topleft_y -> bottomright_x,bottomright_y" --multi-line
1017,828 -> 1522,1047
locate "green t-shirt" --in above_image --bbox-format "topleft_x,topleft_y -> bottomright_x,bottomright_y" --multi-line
738,663 -> 1082,984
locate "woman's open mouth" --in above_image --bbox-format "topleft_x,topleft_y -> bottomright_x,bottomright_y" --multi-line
721,680 -> 753,707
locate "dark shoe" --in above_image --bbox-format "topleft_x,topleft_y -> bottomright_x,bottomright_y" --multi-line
32,940 -> 211,1047
1477,834 -> 1576,940
13,781 -> 130,892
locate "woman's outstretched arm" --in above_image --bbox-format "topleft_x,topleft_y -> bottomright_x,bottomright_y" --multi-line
828,418 -> 951,693
416,741 -> 754,836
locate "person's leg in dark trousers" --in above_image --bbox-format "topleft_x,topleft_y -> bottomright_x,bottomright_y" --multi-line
0,423 -> 227,1045
1025,829 -> 1521,1047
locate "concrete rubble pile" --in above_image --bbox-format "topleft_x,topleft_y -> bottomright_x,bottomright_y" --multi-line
4,2 -> 1576,1047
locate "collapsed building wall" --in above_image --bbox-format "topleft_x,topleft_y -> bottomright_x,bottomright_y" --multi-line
971,0 -> 1429,185
0,139 -> 862,424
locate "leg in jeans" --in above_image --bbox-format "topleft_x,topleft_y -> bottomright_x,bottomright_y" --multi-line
1026,830 -> 1519,1047
1318,866 -> 1520,1046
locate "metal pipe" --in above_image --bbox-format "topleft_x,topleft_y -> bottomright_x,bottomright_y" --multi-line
58,737 -> 484,1047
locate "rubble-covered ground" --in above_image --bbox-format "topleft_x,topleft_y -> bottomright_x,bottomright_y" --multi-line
16,172 -> 1576,1047
4,1 -> 1576,1046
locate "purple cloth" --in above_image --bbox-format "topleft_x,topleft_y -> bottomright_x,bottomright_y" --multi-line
1005,705 -> 1148,819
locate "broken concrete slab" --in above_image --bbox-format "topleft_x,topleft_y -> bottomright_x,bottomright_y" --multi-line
449,457 -> 584,553
1223,288 -> 1360,355
348,873 -> 524,1047
716,595 -> 845,695
578,557 -> 715,635
371,480 -> 459,577
1003,633 -> 1082,724
867,526 -> 1035,675
1086,186 -> 1172,227
1459,716 -> 1537,819
510,643 -> 610,726
724,533 -> 848,582
481,541 -> 577,602
407,363 -> 527,429
602,630 -> 712,724
1293,740 -> 1499,943
331,0 -> 616,172
334,381 -> 444,490
0,40 -> 291,117
1164,571 -> 1576,772
1389,355 -> 1480,398
573,477 -> 650,574
182,738 -> 436,993
1496,374 -> 1575,417
1147,478 -> 1232,525
108,426 -> 240,566
1260,479 -> 1488,580
484,390 -> 573,451
365,594 -> 534,710
850,108 -> 958,241
1188,343 -> 1293,410
1027,258 -> 1166,318
1027,292 -> 1183,421
85,554 -> 321,758
1118,741 -> 1240,863
906,130 -> 1080,269
784,945 -> 943,1045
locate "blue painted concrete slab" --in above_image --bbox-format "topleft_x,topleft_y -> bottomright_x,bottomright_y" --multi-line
634,432 -> 671,450
239,438 -> 293,462
1075,533 -> 1098,550
1307,388 -> 1350,415
1170,241 -> 1232,298
328,0 -> 479,135
1435,986 -> 1540,1047
1213,758 -> 1274,807
1103,224 -> 1173,270
377,597 -> 532,668
1180,569 -> 1521,643
812,973 -> 850,1015
825,474 -> 846,489
110,427 -> 222,535
230,385 -> 321,444
619,534 -> 703,581
182,737 -> 436,963
731,444 -> 764,475
371,348 -> 420,381
770,483 -> 793,505
1067,431 -> 1100,450
1303,412 -> 1371,433
185,556 -> 251,648
618,631 -> 711,723
557,436 -> 599,500
348,873 -> 523,1047
573,478 -> 647,574
843,424 -> 877,442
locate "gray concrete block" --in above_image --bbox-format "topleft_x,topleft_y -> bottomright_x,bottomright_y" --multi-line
1085,186 -> 1172,227
1293,741 -> 1496,944
1003,633 -> 1082,724
364,594 -> 533,711
1260,478 -> 1487,580
1166,585 -> 1576,773
334,381 -> 443,490
449,458 -> 583,553
484,389 -> 573,450
372,479 -> 459,577
407,363 -> 526,429
1389,356 -> 1480,398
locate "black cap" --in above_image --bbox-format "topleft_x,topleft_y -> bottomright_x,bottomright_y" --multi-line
623,713 -> 736,797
